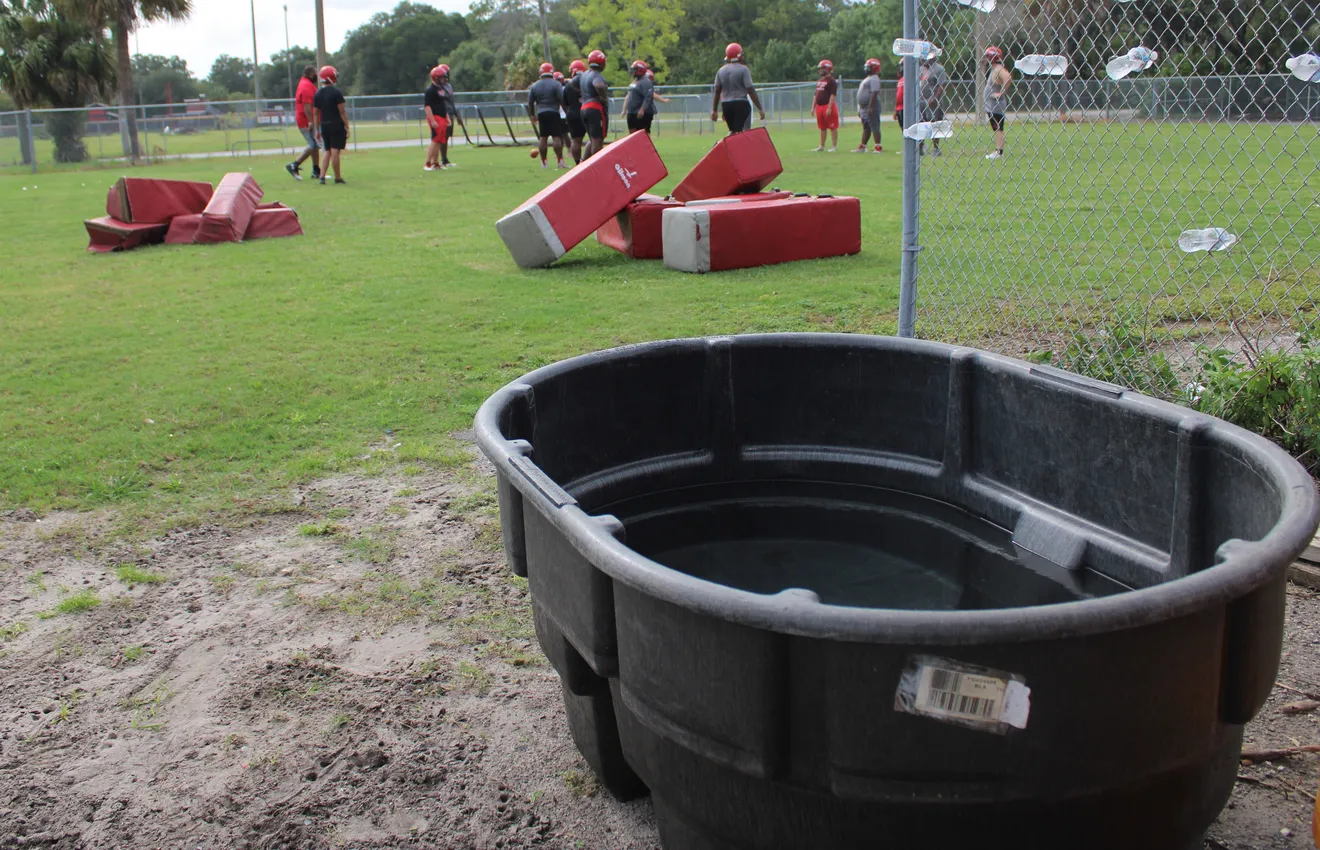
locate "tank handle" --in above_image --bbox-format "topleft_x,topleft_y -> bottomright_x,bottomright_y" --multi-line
1028,365 -> 1125,399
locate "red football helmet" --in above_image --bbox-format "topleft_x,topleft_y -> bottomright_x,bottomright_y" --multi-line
553,71 -> 565,82
645,70 -> 655,81
569,59 -> 587,75
631,60 -> 648,77
985,46 -> 1005,64
430,65 -> 447,82
587,49 -> 606,68
725,43 -> 743,61
539,62 -> 554,76
818,59 -> 834,73
864,57 -> 882,74
318,65 -> 337,84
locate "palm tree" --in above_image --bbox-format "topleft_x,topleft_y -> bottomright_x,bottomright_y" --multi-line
0,0 -> 114,163
60,0 -> 192,161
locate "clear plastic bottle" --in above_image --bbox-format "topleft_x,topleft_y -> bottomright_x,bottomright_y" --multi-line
892,39 -> 942,60
1285,54 -> 1320,83
955,0 -> 996,11
1014,54 -> 1069,76
902,120 -> 954,141
1178,228 -> 1237,253
1106,47 -> 1158,81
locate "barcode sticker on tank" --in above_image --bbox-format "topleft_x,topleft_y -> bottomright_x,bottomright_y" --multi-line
894,655 -> 1031,733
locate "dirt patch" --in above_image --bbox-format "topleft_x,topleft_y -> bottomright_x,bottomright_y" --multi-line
0,444 -> 1315,849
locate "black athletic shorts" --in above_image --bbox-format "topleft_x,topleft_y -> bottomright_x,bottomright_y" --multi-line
565,110 -> 585,139
581,107 -> 606,140
721,100 -> 751,134
320,123 -> 347,151
626,112 -> 654,134
988,112 -> 1006,132
537,111 -> 564,139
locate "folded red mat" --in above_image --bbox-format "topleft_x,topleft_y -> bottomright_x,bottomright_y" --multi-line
662,195 -> 861,273
244,204 -> 303,240
596,191 -> 793,260
85,216 -> 170,253
671,127 -> 784,202
164,213 -> 203,245
106,177 -> 212,223
195,172 -> 264,243
496,131 -> 668,268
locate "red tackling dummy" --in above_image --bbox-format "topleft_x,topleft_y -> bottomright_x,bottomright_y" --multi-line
106,177 -> 213,223
243,203 -> 303,240
662,194 -> 861,273
195,172 -> 264,243
84,216 -> 170,253
495,130 -> 668,268
595,191 -> 793,259
671,127 -> 784,202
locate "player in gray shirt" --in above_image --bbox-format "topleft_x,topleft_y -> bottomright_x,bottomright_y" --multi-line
623,60 -> 656,134
853,57 -> 884,153
527,63 -> 566,169
579,49 -> 610,158
918,56 -> 949,155
710,42 -> 765,134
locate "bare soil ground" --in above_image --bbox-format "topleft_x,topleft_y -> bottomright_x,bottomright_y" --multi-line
0,439 -> 1315,850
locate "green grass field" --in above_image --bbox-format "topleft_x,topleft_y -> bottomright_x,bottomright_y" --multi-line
0,125 -> 902,520
2,119 -> 1313,524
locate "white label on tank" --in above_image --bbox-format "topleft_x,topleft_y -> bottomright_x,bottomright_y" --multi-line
895,655 -> 1030,733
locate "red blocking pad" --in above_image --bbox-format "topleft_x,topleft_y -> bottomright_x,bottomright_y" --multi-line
662,195 -> 861,273
243,204 -> 303,240
195,172 -> 264,243
164,213 -> 203,245
496,131 -> 668,268
671,128 -> 784,203
596,191 -> 794,260
84,216 -> 169,253
107,177 -> 212,223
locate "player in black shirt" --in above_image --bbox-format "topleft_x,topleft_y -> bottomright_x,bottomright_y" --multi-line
424,65 -> 451,171
311,65 -> 348,184
563,59 -> 587,164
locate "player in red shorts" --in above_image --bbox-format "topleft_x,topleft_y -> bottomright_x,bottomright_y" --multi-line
424,65 -> 462,170
812,59 -> 839,152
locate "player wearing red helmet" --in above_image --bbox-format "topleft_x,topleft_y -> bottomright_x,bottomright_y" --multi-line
984,46 -> 1011,159
562,60 -> 588,164
622,60 -> 656,135
853,58 -> 884,153
312,65 -> 348,184
527,63 -> 567,169
579,50 -> 610,158
424,64 -> 459,171
711,43 -> 764,134
812,59 -> 839,152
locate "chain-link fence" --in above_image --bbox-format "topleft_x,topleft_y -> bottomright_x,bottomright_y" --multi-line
0,81 -> 905,173
906,0 -> 1319,405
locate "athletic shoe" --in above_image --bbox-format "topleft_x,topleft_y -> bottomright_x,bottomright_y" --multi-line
931,148 -> 942,157
810,146 -> 824,152
424,164 -> 438,172
441,162 -> 454,169
557,161 -> 569,169
334,178 -> 347,184
985,151 -> 1003,160
541,161 -> 548,169
874,145 -> 883,153
285,162 -> 301,181
318,177 -> 326,185
827,147 -> 837,153
311,168 -> 321,179
850,147 -> 866,153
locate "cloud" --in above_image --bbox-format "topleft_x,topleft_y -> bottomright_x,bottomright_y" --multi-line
135,0 -> 470,81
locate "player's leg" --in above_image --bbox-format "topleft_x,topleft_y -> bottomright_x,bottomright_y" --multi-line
870,109 -> 882,152
829,106 -> 838,150
318,131 -> 332,183
857,112 -> 871,151
441,121 -> 453,167
994,113 -> 1006,154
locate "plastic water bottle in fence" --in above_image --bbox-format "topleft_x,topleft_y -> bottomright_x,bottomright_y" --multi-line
892,39 -> 942,60
903,120 -> 953,141
954,0 -> 996,12
1285,54 -> 1320,83
1106,47 -> 1158,81
1014,55 -> 1069,77
1178,228 -> 1237,253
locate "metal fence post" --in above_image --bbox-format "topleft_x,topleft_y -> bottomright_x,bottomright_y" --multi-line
26,109 -> 37,174
897,0 -> 920,339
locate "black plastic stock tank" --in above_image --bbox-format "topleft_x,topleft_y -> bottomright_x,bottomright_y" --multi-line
473,334 -> 1320,850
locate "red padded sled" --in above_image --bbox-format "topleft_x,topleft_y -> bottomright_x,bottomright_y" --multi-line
243,203 -> 303,240
106,177 -> 212,223
595,191 -> 794,259
662,194 -> 861,273
495,131 -> 668,268
195,172 -> 264,243
84,216 -> 169,253
671,127 -> 783,203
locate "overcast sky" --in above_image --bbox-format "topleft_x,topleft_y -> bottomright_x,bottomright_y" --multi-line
135,0 -> 471,78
